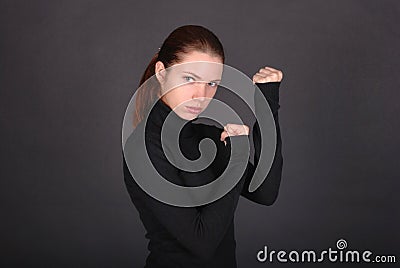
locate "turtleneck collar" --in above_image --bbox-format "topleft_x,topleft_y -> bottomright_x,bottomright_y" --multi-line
146,98 -> 197,139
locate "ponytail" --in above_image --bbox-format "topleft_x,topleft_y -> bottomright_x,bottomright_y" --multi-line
133,52 -> 160,128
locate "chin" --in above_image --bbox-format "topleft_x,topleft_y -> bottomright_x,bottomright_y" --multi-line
176,112 -> 197,121
184,114 -> 198,121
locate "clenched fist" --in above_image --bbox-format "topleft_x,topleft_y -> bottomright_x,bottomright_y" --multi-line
252,66 -> 283,84
220,123 -> 250,146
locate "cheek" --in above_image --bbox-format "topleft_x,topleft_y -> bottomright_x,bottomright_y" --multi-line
176,85 -> 194,99
207,87 -> 218,98
170,87 -> 192,106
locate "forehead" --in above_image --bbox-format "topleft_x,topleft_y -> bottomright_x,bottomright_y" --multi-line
167,52 -> 223,80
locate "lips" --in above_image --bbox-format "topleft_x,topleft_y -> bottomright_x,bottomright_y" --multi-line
185,106 -> 203,114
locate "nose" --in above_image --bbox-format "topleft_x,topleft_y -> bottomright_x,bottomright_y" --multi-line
192,82 -> 208,101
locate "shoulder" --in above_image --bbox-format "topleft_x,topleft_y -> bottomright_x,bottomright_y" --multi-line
192,119 -> 224,138
124,122 -> 145,151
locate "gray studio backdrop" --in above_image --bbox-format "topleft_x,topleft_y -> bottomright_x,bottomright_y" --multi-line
1,1 -> 399,267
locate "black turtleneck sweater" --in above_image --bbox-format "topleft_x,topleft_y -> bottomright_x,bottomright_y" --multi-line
122,82 -> 283,268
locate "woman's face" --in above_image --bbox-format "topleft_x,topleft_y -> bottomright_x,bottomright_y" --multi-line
155,51 -> 224,120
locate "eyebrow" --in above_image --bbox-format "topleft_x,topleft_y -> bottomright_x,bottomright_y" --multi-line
183,71 -> 221,82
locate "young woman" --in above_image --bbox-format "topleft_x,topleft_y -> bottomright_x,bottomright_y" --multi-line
123,25 -> 284,268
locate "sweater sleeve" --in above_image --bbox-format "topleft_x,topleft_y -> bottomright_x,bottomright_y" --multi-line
240,81 -> 284,206
123,133 -> 251,261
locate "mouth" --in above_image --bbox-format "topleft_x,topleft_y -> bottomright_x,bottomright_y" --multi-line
185,105 -> 203,114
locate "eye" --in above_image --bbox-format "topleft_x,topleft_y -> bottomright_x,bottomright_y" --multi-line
183,76 -> 195,83
207,81 -> 218,87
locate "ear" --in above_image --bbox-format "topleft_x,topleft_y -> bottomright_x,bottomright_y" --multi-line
155,61 -> 166,84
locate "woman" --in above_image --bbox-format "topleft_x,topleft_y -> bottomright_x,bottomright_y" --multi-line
123,25 -> 284,267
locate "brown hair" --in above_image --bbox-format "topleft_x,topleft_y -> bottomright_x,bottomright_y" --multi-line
133,25 -> 225,128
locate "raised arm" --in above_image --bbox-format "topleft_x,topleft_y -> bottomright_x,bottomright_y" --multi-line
123,131 -> 251,261
241,79 -> 284,206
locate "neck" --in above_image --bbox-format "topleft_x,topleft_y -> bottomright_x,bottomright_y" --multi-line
145,98 -> 196,139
